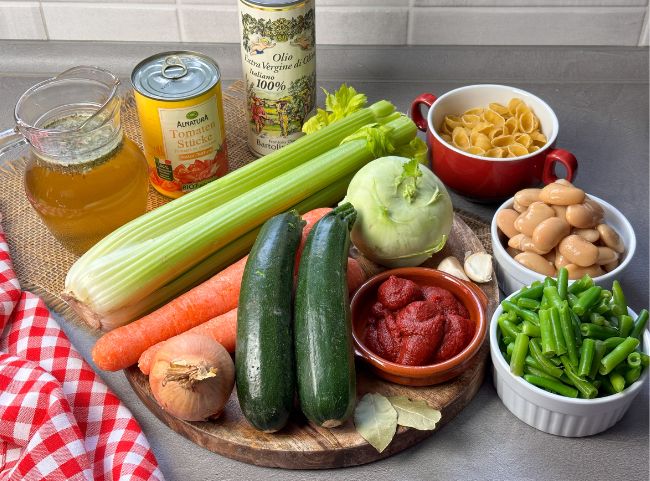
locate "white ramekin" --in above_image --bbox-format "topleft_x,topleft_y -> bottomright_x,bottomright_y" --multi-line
491,194 -> 636,295
491,299 -> 649,437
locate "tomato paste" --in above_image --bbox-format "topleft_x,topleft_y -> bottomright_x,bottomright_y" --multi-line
365,276 -> 474,366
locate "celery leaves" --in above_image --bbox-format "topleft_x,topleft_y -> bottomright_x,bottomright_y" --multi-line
302,84 -> 367,134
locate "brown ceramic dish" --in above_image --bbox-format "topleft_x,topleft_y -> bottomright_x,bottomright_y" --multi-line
351,267 -> 488,386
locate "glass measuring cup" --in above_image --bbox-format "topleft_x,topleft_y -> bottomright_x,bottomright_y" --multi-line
0,66 -> 149,255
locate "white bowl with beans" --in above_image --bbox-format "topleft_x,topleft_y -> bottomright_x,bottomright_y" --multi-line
491,182 -> 636,295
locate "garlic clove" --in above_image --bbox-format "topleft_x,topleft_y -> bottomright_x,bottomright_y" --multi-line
437,256 -> 470,281
464,252 -> 493,283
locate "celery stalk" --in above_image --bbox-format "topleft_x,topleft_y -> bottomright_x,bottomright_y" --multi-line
69,100 -> 395,279
64,116 -> 415,328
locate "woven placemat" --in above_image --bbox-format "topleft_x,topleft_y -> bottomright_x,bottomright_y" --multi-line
0,80 -> 491,326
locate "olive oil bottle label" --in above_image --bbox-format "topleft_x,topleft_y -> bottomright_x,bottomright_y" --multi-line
238,0 -> 316,156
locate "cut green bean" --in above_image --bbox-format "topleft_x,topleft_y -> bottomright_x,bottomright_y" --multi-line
539,308 -> 556,357
618,314 -> 634,338
501,300 -> 539,326
593,301 -> 611,315
640,353 -> 649,368
524,365 -> 558,381
560,302 -> 579,367
543,286 -> 564,310
600,289 -> 613,301
529,338 -> 563,378
580,323 -> 619,340
510,333 -> 529,377
557,267 -> 568,300
589,312 -> 609,326
517,297 -> 540,310
510,284 -> 544,303
524,374 -> 578,398
603,337 -> 626,352
506,342 -> 515,359
562,358 -> 598,399
627,352 -> 641,368
506,310 -> 518,323
550,307 -> 567,356
630,309 -> 649,340
569,309 -> 582,347
625,365 -> 642,385
588,341 -> 606,380
568,275 -> 593,295
502,335 -> 514,346
611,280 -> 627,317
544,277 -> 557,288
525,355 -> 541,370
599,375 -> 616,395
609,372 -> 626,393
521,320 -> 541,338
599,337 -> 640,375
573,286 -> 602,316
567,293 -> 579,309
578,339 -> 596,377
498,315 -> 521,340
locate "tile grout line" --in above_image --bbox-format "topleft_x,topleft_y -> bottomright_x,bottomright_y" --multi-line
38,1 -> 51,40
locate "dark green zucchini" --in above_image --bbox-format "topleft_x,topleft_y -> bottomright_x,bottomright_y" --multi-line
236,210 -> 304,432
294,203 -> 357,428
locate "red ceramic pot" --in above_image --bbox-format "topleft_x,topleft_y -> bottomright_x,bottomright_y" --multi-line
410,84 -> 578,202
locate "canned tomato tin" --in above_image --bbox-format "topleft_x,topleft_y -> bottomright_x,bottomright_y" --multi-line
238,0 -> 316,157
132,51 -> 228,198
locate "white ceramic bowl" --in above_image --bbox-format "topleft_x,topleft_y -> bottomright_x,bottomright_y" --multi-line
491,193 -> 636,295
491,299 -> 649,437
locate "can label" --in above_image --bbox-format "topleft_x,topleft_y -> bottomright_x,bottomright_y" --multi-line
239,0 -> 316,156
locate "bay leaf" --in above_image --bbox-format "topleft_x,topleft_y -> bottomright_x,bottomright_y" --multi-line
354,393 -> 398,453
388,396 -> 441,430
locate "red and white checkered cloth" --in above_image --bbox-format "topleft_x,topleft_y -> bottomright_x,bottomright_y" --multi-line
0,217 -> 165,481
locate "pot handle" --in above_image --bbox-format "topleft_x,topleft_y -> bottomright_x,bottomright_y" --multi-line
542,148 -> 578,184
410,93 -> 437,132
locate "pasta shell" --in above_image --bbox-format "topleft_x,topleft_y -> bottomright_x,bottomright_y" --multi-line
472,122 -> 493,134
504,117 -> 518,135
467,146 -> 486,156
530,131 -> 547,146
486,147 -> 505,158
445,115 -> 462,130
441,133 -> 452,143
484,109 -> 505,127
489,103 -> 509,116
461,114 -> 481,128
515,102 -> 530,119
506,151 -> 517,158
508,98 -> 524,116
518,111 -> 535,133
470,131 -> 492,151
463,107 -> 484,116
529,145 -> 540,153
488,127 -> 504,141
491,134 -> 516,147
508,143 -> 529,157
515,133 -> 532,148
452,126 -> 471,150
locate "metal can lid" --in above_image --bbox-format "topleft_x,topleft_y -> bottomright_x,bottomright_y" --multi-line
131,51 -> 220,101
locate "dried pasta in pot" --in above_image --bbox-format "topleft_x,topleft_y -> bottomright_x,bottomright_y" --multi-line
438,97 -> 546,158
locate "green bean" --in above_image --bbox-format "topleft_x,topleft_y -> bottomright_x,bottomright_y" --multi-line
562,357 -> 598,399
640,352 -> 650,368
510,283 -> 545,303
506,310 -> 519,323
603,337 -> 626,352
550,307 -> 567,356
630,309 -> 649,340
593,301 -> 611,315
573,286 -> 602,316
569,309 -> 583,347
539,308 -> 556,357
543,286 -> 564,310
589,312 -> 609,326
599,337 -> 640,375
524,365 -> 557,381
609,372 -> 626,393
525,355 -> 541,370
567,293 -> 579,309
517,297 -> 540,310
549,356 -> 562,366
627,352 -> 641,368
506,342 -> 515,359
559,302 -> 579,367
625,365 -> 642,385
557,267 -> 569,300
578,339 -> 596,377
600,289 -> 613,301
529,339 -> 563,378
588,341 -> 606,380
502,300 -> 539,326
524,374 -> 578,398
502,335 -> 514,346
510,333 -> 529,377
521,320 -> 541,338
599,375 -> 616,395
498,315 -> 521,340
568,275 -> 593,295
544,277 -> 557,289
580,323 -> 619,340
611,280 -> 627,317
541,297 -> 550,309
618,314 -> 634,338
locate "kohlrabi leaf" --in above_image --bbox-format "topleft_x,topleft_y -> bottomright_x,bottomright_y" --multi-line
302,84 -> 367,134
354,393 -> 398,453
396,158 -> 423,203
388,396 -> 442,430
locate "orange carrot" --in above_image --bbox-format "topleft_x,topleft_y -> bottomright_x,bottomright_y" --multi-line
92,207 -> 332,372
347,257 -> 367,295
295,207 -> 332,275
138,308 -> 237,375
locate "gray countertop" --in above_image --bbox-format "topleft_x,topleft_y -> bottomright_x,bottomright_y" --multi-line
0,42 -> 648,481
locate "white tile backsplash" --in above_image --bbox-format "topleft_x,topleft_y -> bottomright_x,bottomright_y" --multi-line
0,0 -> 647,45
178,5 -> 239,43
640,11 -> 649,45
42,3 -> 180,41
0,2 -> 46,39
409,6 -> 646,45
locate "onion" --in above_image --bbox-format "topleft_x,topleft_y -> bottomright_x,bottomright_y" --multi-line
149,333 -> 234,421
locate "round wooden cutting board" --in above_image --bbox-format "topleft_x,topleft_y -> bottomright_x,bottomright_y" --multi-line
125,214 -> 498,469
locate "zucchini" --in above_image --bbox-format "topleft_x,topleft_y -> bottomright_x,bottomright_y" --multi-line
294,203 -> 357,428
236,210 -> 304,432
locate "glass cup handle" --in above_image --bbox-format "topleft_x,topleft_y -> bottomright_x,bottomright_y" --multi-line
0,127 -> 27,159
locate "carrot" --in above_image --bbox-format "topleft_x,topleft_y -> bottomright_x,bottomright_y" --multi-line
138,308 -> 237,375
92,207 -> 332,371
347,257 -> 367,295
295,207 -> 332,275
